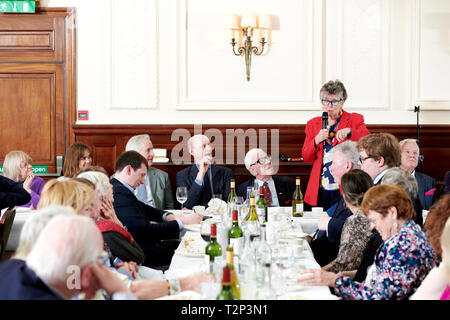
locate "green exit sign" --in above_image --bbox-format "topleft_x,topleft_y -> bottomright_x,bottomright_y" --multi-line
0,165 -> 47,174
0,1 -> 36,13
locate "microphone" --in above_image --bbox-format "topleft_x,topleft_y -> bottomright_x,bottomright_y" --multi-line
322,112 -> 328,147
322,112 -> 328,129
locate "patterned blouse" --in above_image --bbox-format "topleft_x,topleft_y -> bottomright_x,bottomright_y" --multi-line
334,220 -> 437,300
325,209 -> 372,273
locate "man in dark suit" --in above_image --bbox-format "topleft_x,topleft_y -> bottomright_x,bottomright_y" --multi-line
237,148 -> 295,206
400,139 -> 439,211
126,134 -> 175,210
176,134 -> 233,209
0,175 -> 31,210
307,141 -> 357,266
113,151 -> 202,268
0,215 -> 132,299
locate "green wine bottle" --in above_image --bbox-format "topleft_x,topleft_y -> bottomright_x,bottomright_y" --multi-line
205,223 -> 222,273
228,210 -> 244,256
226,246 -> 240,299
292,177 -> 304,217
256,186 -> 268,223
216,267 -> 237,300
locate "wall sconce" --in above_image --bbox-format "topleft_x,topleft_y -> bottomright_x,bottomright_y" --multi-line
226,13 -> 272,81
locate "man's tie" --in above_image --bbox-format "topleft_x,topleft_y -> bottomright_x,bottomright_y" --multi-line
203,169 -> 213,206
263,182 -> 272,207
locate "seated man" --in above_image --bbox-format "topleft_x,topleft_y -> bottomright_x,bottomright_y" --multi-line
0,215 -> 134,300
0,175 -> 31,210
308,141 -> 357,266
399,138 -> 439,211
237,148 -> 295,207
176,134 -> 233,209
125,134 -> 175,210
356,132 -> 402,185
112,151 -> 202,268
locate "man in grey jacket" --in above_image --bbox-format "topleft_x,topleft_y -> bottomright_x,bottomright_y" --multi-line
126,134 -> 175,210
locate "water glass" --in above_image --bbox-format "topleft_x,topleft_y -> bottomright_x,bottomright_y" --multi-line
176,187 -> 188,214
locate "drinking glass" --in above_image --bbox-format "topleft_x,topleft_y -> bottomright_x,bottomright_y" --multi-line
176,187 -> 188,214
200,219 -> 212,243
234,196 -> 244,224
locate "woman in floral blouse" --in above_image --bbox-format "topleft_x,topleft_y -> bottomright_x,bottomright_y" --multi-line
299,184 -> 437,300
322,169 -> 373,274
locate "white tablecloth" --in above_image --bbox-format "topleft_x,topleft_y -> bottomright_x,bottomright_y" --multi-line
167,228 -> 338,300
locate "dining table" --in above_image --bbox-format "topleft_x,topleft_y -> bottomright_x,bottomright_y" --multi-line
164,207 -> 339,300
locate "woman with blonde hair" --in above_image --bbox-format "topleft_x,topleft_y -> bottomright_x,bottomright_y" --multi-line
37,179 -> 95,219
61,143 -> 93,178
2,150 -> 45,209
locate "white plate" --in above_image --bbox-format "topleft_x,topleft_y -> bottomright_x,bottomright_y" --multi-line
184,224 -> 201,232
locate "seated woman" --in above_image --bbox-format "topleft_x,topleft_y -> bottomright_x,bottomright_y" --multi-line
76,169 -> 147,267
60,143 -> 93,179
299,184 -> 437,299
322,169 -> 373,273
2,150 -> 45,209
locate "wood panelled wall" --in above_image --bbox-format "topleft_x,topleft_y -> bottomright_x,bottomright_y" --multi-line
74,124 -> 450,197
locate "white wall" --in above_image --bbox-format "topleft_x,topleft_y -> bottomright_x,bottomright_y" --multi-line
43,0 -> 450,125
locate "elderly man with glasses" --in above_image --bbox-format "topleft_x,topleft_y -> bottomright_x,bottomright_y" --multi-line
399,138 -> 439,212
237,148 -> 295,207
302,79 -> 370,211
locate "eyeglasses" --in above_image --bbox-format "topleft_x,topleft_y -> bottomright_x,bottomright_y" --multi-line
250,155 -> 271,167
359,155 -> 374,164
402,150 -> 419,157
321,99 -> 343,107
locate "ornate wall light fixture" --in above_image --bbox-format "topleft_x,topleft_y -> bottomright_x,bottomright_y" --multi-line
225,13 -> 272,81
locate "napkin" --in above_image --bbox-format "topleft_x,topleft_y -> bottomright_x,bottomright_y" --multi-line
205,198 -> 227,216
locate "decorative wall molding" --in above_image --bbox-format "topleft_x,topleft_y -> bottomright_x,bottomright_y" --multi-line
326,0 -> 391,110
410,0 -> 450,110
108,0 -> 159,110
175,0 -> 324,111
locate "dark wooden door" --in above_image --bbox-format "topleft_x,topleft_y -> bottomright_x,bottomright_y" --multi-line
0,8 -> 76,176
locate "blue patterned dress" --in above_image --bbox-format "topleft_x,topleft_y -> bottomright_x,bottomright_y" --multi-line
334,220 -> 437,300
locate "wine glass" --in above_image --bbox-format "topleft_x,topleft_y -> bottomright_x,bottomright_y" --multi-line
176,187 -> 188,214
200,219 -> 212,243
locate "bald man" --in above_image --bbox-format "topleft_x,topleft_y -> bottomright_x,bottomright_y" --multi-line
176,134 -> 233,209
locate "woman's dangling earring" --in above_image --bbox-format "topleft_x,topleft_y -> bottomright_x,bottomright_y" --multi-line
393,221 -> 398,233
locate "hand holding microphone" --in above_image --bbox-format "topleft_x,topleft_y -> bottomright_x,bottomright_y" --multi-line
314,112 -> 329,147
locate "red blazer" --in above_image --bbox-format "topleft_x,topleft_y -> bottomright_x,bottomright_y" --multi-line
302,110 -> 370,206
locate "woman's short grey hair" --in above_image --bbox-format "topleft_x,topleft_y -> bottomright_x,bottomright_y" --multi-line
76,171 -> 110,198
399,138 -> 420,152
332,141 -> 360,168
244,148 -> 265,171
125,134 -> 150,153
26,215 -> 102,285
2,150 -> 32,181
381,167 -> 418,201
14,205 -> 76,260
319,79 -> 348,101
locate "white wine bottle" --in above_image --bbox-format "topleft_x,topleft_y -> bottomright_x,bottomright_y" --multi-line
292,176 -> 304,217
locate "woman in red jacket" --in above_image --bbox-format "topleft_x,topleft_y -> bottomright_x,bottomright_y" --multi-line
302,80 -> 370,210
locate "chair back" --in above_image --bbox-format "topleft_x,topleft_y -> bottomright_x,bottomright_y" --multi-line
0,207 -> 16,260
